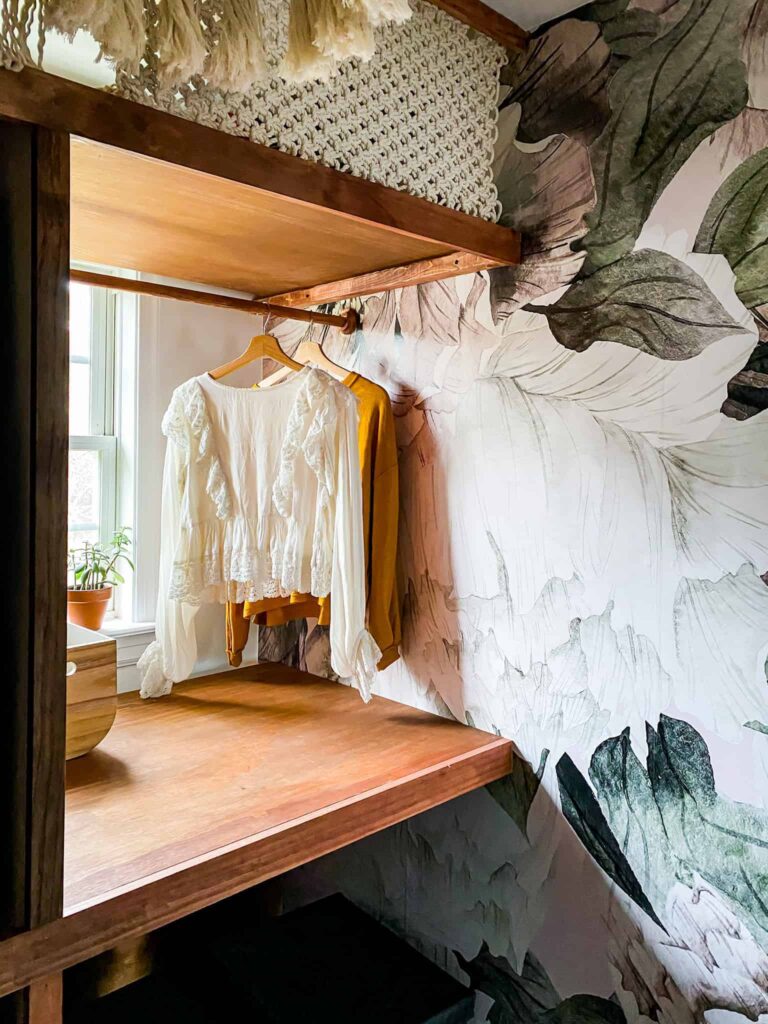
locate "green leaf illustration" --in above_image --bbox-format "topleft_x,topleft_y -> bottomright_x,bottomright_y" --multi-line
646,715 -> 768,946
501,20 -> 612,147
556,752 -> 664,928
694,148 -> 768,309
542,995 -> 627,1024
487,749 -> 549,839
578,0 -> 748,274
456,944 -> 559,1024
587,716 -> 768,948
457,945 -> 627,1024
527,249 -> 751,359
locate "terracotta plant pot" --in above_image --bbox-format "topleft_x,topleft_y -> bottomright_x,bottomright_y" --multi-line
67,586 -> 113,631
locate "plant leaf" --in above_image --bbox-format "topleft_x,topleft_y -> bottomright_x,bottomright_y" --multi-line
490,109 -> 596,322
527,249 -> 752,360
694,147 -> 768,309
455,944 -> 559,1024
556,752 -> 664,928
577,0 -> 748,274
646,715 -> 768,945
487,749 -> 549,839
541,995 -> 627,1024
501,20 -> 612,147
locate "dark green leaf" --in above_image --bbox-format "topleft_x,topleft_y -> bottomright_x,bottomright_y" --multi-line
578,0 -> 748,273
456,944 -> 559,1024
527,249 -> 752,359
556,752 -> 664,928
487,749 -> 549,838
694,148 -> 768,308
501,20 -> 612,147
541,995 -> 627,1024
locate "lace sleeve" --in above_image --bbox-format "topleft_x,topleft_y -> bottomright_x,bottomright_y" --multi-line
328,387 -> 381,701
138,426 -> 200,698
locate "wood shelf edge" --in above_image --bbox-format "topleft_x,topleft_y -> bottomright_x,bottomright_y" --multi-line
265,249 -> 517,307
0,67 -> 518,264
0,733 -> 511,996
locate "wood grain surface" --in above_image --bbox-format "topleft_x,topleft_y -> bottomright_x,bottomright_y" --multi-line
0,666 -> 511,997
0,68 -> 520,267
267,251 -> 516,307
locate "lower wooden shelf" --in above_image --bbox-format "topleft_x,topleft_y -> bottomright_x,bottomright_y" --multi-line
0,664 -> 512,997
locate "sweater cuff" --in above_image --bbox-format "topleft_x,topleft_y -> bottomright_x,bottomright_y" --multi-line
376,644 -> 400,672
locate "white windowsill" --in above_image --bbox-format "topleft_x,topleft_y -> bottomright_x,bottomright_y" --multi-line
100,618 -> 155,639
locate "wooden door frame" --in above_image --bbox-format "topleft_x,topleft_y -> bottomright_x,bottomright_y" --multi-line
0,118 -> 70,1023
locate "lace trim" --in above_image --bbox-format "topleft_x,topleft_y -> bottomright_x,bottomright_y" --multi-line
272,369 -> 356,596
137,640 -> 173,699
163,378 -> 232,520
162,369 -> 354,606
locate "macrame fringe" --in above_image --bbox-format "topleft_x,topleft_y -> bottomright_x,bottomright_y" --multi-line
205,0 -> 267,92
2,0 -> 412,85
43,0 -> 99,42
154,0 -> 206,85
43,0 -> 145,70
94,0 -> 146,70
362,0 -> 411,28
280,0 -> 335,83
1,0 -> 43,69
310,0 -> 374,63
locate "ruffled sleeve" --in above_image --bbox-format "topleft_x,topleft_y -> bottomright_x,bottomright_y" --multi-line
327,383 -> 382,701
138,384 -> 202,698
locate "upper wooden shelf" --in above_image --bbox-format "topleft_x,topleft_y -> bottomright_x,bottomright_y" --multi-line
0,665 -> 511,996
0,68 -> 520,304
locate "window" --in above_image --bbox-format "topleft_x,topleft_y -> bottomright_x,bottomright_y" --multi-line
68,280 -> 118,554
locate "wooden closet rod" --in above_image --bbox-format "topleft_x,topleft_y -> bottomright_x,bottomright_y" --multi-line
70,270 -> 360,334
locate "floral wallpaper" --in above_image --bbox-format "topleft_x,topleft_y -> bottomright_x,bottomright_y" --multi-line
270,1 -> 768,1020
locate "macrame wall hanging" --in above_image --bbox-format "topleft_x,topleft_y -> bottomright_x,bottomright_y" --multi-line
0,0 -> 412,86
114,0 -> 505,219
1,0 -> 504,219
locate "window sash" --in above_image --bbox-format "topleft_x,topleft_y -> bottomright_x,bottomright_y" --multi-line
69,433 -> 117,544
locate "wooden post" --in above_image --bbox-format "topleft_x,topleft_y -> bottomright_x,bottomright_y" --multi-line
0,121 -> 70,1023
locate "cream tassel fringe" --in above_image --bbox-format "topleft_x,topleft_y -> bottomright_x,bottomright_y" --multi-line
280,0 -> 335,83
43,0 -> 100,41
154,0 -> 206,85
311,0 -> 374,63
362,0 -> 411,28
205,0 -> 267,92
44,0 -> 145,70
4,0 -> 413,87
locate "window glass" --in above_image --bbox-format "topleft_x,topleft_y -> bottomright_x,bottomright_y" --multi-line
68,448 -> 101,552
69,362 -> 91,435
67,281 -> 117,556
69,283 -> 91,359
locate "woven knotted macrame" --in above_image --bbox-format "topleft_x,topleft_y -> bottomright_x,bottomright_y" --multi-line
114,0 -> 505,220
0,0 -> 503,219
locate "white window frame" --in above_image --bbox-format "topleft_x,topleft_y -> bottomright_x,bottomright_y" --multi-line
68,281 -> 118,546
68,265 -> 140,625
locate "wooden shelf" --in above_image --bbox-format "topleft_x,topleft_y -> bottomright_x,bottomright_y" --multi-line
0,68 -> 520,304
0,666 -> 511,996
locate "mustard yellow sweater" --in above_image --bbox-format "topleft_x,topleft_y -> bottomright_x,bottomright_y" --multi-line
226,370 -> 401,671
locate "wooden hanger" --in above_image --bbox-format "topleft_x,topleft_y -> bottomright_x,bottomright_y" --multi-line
258,326 -> 348,388
208,333 -> 304,380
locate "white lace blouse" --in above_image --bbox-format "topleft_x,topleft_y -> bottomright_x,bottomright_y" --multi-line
138,367 -> 381,702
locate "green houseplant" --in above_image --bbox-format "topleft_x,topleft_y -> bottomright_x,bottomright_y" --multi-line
67,527 -> 134,630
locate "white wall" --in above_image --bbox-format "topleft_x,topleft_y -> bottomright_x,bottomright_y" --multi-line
114,276 -> 264,690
